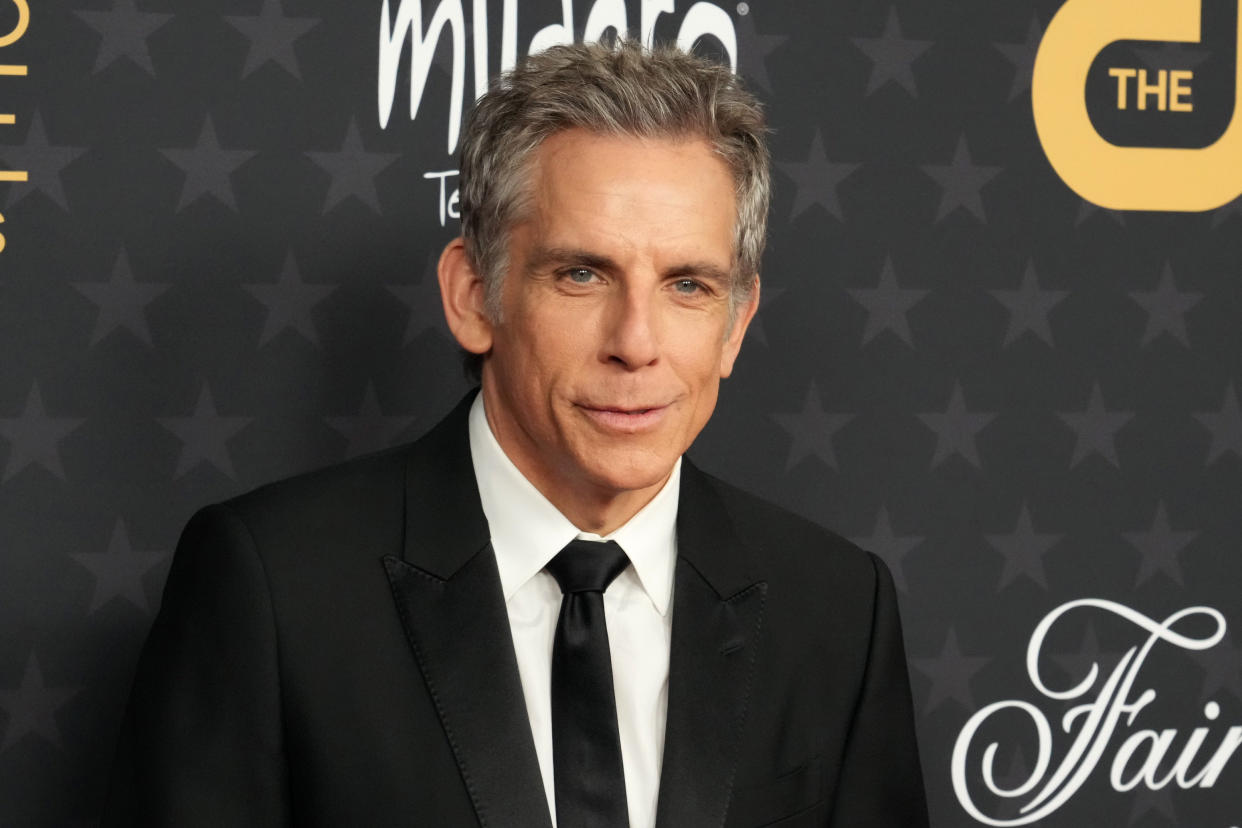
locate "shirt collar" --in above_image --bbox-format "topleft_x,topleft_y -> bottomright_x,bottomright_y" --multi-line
468,394 -> 678,615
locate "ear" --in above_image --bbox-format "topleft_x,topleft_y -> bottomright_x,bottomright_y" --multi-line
719,275 -> 760,379
438,237 -> 493,355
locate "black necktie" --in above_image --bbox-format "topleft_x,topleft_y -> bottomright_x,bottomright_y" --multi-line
545,539 -> 631,828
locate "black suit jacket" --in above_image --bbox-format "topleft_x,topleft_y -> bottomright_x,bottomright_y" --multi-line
106,395 -> 929,827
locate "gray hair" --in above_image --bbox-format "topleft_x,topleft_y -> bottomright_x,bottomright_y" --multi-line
458,39 -> 770,319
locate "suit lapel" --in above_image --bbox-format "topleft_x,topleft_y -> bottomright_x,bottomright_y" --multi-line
655,462 -> 768,828
384,396 -> 552,828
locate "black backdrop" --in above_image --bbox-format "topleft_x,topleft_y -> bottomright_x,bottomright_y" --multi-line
1,0 -> 1240,825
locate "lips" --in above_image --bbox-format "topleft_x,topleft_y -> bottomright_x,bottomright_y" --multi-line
576,402 -> 670,433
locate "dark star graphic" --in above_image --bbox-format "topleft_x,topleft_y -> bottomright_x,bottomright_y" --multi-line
72,247 -> 169,346
921,135 -> 1001,222
0,111 -> 87,211
326,383 -> 415,460
1074,199 -> 1127,227
74,0 -> 173,75
733,8 -> 787,94
1127,785 -> 1177,825
1049,622 -> 1125,691
306,119 -> 401,215
770,382 -> 855,471
1057,383 -> 1133,468
1195,382 -> 1242,464
225,0 -> 320,80
0,383 -> 85,483
846,256 -> 928,346
986,502 -> 1060,590
243,251 -> 336,346
158,384 -> 252,479
159,116 -> 258,212
1128,262 -> 1202,347
1210,195 -> 1242,228
70,518 -> 168,613
993,14 -> 1043,101
918,381 -> 996,469
989,260 -> 1067,347
851,7 -> 932,96
776,130 -> 860,222
910,628 -> 990,714
849,506 -> 923,593
1123,501 -> 1197,587
0,655 -> 80,753
387,252 -> 451,344
746,283 -> 786,348
1190,632 -> 1242,703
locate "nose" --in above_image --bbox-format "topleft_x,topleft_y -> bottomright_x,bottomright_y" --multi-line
602,285 -> 660,369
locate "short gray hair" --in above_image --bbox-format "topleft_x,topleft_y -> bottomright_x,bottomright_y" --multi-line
458,39 -> 770,319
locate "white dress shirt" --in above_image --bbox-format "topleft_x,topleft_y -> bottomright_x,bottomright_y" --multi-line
468,395 -> 678,828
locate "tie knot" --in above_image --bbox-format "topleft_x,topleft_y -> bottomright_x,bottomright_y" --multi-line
546,539 -> 630,594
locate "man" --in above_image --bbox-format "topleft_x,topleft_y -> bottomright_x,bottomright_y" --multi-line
106,41 -> 928,827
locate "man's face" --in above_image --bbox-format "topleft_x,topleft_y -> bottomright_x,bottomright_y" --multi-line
476,128 -> 757,524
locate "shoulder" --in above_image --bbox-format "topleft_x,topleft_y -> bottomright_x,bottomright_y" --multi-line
686,462 -> 885,595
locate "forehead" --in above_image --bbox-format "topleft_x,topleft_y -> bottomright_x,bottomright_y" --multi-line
518,128 -> 737,259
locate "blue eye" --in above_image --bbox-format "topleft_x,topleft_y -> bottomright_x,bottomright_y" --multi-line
674,278 -> 702,293
567,268 -> 595,283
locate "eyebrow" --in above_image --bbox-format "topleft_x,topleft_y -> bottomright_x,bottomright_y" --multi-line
526,246 -> 733,285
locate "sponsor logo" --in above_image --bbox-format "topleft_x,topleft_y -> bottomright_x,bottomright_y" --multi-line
953,599 -> 1240,825
0,0 -> 31,254
1032,0 -> 1242,211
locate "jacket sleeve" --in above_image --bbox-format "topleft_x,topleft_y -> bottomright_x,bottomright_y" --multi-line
103,504 -> 291,827
825,553 -> 930,828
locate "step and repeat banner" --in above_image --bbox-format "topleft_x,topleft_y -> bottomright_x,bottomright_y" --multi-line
1,0 -> 1240,825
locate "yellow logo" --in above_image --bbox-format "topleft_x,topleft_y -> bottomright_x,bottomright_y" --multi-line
0,0 -> 29,48
1032,0 -> 1242,211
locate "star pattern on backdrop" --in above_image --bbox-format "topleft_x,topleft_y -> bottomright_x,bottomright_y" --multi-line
850,7 -> 932,96
918,381 -> 996,469
1128,263 -> 1202,347
1123,501 -> 1197,588
1210,195 -> 1242,228
771,382 -> 855,471
74,0 -> 173,75
306,118 -> 401,214
1074,199 -> 1128,227
158,117 -> 258,213
776,130 -> 860,222
846,256 -> 928,346
1127,786 -> 1177,826
72,248 -> 170,346
1057,383 -> 1134,468
225,0 -> 320,80
0,383 -> 85,483
159,116 -> 258,212
0,655 -> 80,753
921,135 -> 1001,222
849,506 -> 923,593
243,252 -> 336,347
71,519 -> 168,614
1194,382 -> 1242,464
993,15 -> 1043,101
326,383 -> 416,460
733,8 -> 787,94
158,383 -> 253,479
1049,622 -> 1125,694
989,260 -> 1067,347
910,628 -> 990,714
0,111 -> 87,211
985,502 -> 1060,590
1190,632 -> 1242,703
387,252 -> 451,344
